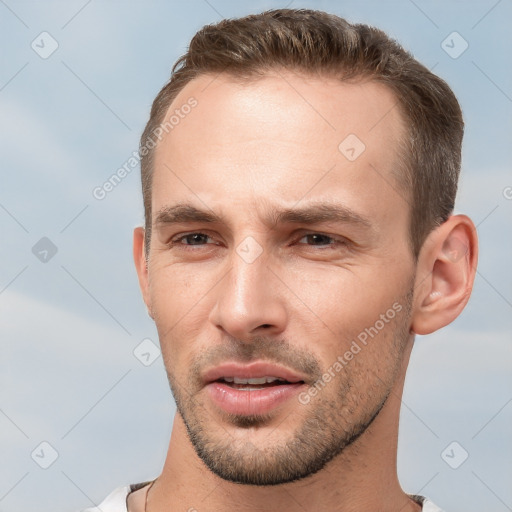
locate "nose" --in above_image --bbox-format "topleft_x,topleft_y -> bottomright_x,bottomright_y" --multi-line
208,246 -> 288,341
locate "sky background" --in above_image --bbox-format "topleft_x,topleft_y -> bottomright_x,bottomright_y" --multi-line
0,1 -> 511,511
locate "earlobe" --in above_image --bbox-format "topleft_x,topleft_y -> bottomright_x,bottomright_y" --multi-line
411,215 -> 478,335
133,227 -> 153,319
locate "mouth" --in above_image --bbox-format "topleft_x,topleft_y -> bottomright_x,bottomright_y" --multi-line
202,362 -> 307,416
216,375 -> 297,391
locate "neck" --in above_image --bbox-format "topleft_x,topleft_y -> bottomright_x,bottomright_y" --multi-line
147,342 -> 420,512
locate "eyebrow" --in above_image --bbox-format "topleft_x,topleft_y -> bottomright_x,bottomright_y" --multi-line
155,204 -> 219,226
268,203 -> 372,229
154,202 -> 372,230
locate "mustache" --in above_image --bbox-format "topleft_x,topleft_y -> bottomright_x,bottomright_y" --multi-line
189,336 -> 322,383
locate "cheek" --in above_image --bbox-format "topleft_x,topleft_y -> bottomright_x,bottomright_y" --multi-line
289,264 -> 411,358
148,265 -> 215,365
148,262 -> 213,322
290,266 -> 392,323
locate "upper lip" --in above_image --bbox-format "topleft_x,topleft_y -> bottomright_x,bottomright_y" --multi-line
203,361 -> 307,384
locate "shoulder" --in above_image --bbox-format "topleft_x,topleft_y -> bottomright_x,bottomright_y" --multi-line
79,485 -> 131,512
422,498 -> 444,512
410,494 -> 445,512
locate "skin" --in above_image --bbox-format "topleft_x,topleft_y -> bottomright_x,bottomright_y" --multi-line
132,71 -> 478,511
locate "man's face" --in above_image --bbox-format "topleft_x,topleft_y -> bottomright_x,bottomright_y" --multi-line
143,72 -> 417,485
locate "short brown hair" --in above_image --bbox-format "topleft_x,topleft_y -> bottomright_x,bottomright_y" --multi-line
140,8 -> 463,259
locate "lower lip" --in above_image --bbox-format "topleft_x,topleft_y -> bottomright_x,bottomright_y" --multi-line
205,382 -> 304,416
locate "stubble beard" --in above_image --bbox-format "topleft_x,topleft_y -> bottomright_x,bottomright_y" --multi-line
165,290 -> 413,486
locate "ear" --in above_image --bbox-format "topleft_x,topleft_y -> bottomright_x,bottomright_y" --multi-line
411,215 -> 478,335
133,227 -> 153,319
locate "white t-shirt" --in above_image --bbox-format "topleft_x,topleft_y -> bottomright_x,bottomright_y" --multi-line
80,484 -> 444,511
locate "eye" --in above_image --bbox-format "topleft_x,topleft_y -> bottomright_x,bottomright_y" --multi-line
297,233 -> 340,247
171,232 -> 214,246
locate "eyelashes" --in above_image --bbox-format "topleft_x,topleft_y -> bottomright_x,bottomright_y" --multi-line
168,231 -> 349,250
171,232 -> 216,246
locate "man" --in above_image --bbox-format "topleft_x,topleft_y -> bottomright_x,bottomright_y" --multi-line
84,8 -> 477,512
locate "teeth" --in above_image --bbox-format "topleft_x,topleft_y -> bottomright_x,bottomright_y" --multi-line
228,376 -> 285,385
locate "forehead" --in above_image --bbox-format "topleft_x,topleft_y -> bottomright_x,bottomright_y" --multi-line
152,71 -> 408,226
